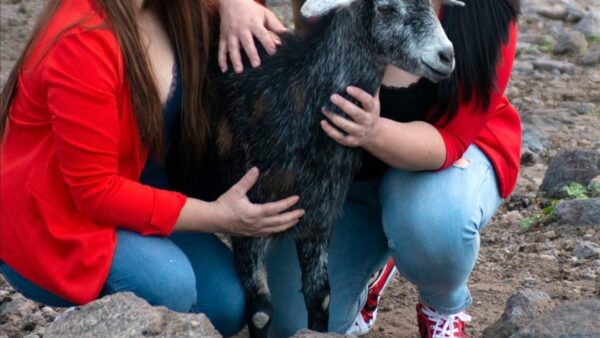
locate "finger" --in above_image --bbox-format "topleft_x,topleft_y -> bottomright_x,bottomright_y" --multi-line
252,24 -> 277,55
261,209 -> 305,228
218,38 -> 228,73
240,30 -> 261,68
322,108 -> 364,136
330,94 -> 369,124
270,31 -> 282,45
227,35 -> 244,73
347,86 -> 377,112
320,120 -> 353,147
265,11 -> 288,33
233,167 -> 260,194
258,195 -> 301,216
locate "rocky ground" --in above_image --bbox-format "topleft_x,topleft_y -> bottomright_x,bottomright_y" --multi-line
1,0 -> 599,337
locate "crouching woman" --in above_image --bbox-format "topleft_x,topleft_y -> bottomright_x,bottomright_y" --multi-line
0,0 -> 299,336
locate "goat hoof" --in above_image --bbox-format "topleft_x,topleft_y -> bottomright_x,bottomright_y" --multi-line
252,311 -> 271,330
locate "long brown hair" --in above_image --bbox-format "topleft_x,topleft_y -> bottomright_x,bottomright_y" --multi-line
0,0 -> 215,160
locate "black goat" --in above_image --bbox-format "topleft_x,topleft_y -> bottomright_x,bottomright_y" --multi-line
208,0 -> 461,336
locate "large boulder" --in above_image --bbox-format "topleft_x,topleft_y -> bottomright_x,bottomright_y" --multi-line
540,150 -> 600,198
509,299 -> 600,337
45,292 -> 221,338
482,289 -> 552,338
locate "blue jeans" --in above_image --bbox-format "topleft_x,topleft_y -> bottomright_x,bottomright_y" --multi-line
1,145 -> 501,338
0,231 -> 246,337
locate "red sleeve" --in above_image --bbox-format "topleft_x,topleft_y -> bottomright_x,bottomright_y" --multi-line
435,22 -> 517,170
42,29 -> 186,236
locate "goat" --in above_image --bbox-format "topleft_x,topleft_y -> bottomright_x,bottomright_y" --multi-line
208,0 -> 462,336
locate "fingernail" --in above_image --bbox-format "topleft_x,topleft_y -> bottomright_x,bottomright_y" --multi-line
252,59 -> 260,68
268,47 -> 276,55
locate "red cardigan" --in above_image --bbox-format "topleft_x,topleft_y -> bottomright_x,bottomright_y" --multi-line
0,0 -> 186,304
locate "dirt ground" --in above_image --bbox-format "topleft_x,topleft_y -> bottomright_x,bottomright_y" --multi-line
1,0 -> 599,337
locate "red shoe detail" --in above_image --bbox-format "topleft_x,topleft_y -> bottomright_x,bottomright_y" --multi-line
360,258 -> 398,324
416,303 -> 471,338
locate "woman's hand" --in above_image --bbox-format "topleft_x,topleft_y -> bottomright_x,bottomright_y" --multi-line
214,167 -> 305,237
218,0 -> 287,74
321,86 -> 381,148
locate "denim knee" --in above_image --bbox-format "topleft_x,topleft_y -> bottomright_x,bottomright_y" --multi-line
379,170 -> 482,291
193,278 -> 246,337
103,231 -> 198,313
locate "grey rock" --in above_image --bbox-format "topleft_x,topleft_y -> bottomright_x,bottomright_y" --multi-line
46,292 -> 221,338
554,31 -> 588,55
554,199 -> 600,226
482,289 -> 552,338
540,150 -> 600,198
0,293 -> 38,322
537,5 -> 568,21
532,60 -> 577,74
292,329 -> 357,338
580,45 -> 600,66
573,241 -> 600,259
564,1 -> 587,22
510,299 -> 600,338
576,12 -> 600,38
522,124 -> 549,154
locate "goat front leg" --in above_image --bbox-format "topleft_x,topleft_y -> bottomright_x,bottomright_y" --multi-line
232,237 -> 272,338
295,234 -> 331,332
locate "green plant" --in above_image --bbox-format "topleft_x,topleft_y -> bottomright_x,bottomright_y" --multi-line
562,182 -> 589,199
519,214 -> 543,230
519,200 -> 559,230
587,35 -> 600,44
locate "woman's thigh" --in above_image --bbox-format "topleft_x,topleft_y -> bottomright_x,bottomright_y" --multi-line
266,179 -> 391,337
378,146 -> 502,292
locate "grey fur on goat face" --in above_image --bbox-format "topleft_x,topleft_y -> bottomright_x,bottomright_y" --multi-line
303,0 -> 456,82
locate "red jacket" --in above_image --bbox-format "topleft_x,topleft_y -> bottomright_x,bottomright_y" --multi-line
435,22 -> 521,198
0,0 -> 186,304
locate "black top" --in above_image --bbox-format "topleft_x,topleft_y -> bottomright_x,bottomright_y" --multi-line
139,61 -> 182,189
355,78 -> 436,180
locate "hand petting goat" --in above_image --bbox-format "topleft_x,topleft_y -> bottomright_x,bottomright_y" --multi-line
321,86 -> 381,148
218,0 -> 288,73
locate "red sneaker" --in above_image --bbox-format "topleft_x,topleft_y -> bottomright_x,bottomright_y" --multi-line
346,258 -> 398,335
417,303 -> 471,338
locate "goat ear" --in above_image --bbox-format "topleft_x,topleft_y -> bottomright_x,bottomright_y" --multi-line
442,0 -> 465,7
300,0 -> 357,18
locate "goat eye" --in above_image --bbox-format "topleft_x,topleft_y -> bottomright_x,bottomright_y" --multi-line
377,5 -> 395,15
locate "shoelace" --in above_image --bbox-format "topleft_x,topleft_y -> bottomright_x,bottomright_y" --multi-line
421,306 -> 472,338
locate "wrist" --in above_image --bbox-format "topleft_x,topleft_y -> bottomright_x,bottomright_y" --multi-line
363,117 -> 388,151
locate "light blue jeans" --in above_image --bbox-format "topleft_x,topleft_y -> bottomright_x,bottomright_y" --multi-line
1,145 -> 501,338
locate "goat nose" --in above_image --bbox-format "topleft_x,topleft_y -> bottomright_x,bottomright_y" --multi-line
438,46 -> 454,66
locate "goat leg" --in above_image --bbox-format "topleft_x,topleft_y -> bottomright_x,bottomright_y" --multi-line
295,234 -> 331,332
232,237 -> 272,338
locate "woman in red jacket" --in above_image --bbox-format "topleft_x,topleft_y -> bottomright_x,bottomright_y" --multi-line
259,0 -> 522,337
0,0 -> 298,336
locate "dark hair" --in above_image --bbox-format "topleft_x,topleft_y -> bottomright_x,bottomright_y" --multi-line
0,0 -> 215,160
428,0 -> 520,124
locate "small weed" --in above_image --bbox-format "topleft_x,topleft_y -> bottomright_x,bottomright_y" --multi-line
519,200 -> 559,230
520,214 -> 543,230
587,35 -> 600,44
562,182 -> 589,199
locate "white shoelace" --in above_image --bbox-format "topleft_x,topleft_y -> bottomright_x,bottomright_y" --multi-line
421,306 -> 472,338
